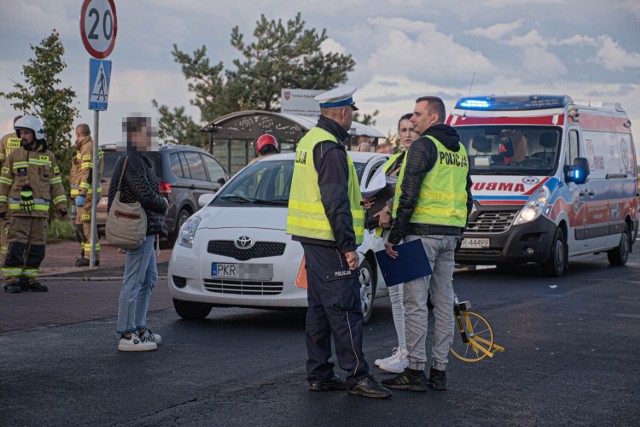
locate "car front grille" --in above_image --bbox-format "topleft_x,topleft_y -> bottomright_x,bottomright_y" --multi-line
207,241 -> 286,261
203,278 -> 283,295
466,210 -> 518,234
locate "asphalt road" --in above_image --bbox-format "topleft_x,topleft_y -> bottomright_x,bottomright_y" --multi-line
1,251 -> 639,426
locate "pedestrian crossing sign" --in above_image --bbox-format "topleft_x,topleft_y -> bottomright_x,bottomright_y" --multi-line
89,58 -> 112,111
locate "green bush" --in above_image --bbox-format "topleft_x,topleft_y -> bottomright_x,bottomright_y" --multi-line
46,218 -> 76,242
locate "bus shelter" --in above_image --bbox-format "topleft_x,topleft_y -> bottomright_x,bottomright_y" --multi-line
202,110 -> 386,175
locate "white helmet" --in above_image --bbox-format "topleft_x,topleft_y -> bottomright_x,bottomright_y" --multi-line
15,115 -> 45,140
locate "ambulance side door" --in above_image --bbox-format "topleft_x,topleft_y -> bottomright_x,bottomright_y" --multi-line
564,128 -> 588,253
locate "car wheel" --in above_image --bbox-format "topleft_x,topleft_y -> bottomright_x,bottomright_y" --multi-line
173,299 -> 212,319
359,259 -> 376,325
542,227 -> 567,277
168,208 -> 191,248
607,223 -> 630,266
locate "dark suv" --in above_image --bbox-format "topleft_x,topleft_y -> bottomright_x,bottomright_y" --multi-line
97,143 -> 229,246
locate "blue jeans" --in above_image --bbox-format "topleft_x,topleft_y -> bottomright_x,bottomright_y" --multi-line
403,235 -> 456,371
116,235 -> 158,335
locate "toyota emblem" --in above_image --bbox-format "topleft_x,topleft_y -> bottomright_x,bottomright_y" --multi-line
235,236 -> 254,249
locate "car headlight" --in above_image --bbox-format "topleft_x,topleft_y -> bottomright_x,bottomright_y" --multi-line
513,185 -> 550,226
178,215 -> 202,248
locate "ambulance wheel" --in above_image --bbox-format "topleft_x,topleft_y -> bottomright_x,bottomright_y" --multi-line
607,223 -> 630,266
542,227 -> 567,277
358,260 -> 376,325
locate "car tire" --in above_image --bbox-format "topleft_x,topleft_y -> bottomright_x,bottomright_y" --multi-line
607,223 -> 630,266
542,227 -> 567,277
168,208 -> 191,248
358,259 -> 376,325
173,299 -> 212,319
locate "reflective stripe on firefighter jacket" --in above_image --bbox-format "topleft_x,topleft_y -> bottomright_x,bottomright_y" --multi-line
286,127 -> 364,244
69,136 -> 103,202
0,145 -> 67,218
392,135 -> 469,227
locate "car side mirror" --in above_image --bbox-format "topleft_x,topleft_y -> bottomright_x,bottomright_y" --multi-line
217,177 -> 226,185
564,157 -> 589,184
198,193 -> 215,208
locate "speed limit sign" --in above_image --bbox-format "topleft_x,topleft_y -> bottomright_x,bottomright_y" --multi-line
80,0 -> 118,59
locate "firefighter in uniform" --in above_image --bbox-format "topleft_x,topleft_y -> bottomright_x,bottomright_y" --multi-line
286,86 -> 391,399
69,123 -> 103,266
0,115 -> 68,293
0,115 -> 23,263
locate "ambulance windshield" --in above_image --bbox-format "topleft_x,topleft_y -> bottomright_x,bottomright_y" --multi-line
457,126 -> 561,175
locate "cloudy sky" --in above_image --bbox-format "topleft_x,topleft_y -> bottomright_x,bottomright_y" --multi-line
1,0 -> 639,154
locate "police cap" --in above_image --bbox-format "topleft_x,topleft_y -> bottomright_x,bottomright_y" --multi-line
315,86 -> 359,111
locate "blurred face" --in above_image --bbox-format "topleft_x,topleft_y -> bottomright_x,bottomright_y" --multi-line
411,101 -> 439,135
75,128 -> 86,142
342,105 -> 354,131
398,119 -> 418,150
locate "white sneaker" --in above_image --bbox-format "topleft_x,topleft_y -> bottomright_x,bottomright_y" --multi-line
139,328 -> 162,344
118,334 -> 157,352
377,348 -> 409,373
375,347 -> 400,367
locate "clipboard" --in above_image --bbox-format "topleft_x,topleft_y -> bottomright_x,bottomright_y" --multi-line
375,239 -> 432,287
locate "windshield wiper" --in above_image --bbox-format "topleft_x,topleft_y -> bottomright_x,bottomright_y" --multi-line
219,195 -> 257,204
252,199 -> 288,206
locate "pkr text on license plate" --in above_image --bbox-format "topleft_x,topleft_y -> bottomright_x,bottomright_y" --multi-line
460,238 -> 490,249
212,263 -> 273,280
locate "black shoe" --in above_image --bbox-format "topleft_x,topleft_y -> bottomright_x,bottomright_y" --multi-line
4,283 -> 21,293
348,375 -> 392,399
309,375 -> 347,391
381,368 -> 428,392
19,277 -> 30,291
26,281 -> 48,292
75,258 -> 90,267
427,368 -> 447,391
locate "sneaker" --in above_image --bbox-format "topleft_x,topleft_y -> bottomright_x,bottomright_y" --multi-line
348,375 -> 392,399
381,368 -> 428,392
427,367 -> 447,391
377,348 -> 409,373
117,333 -> 157,352
75,258 -> 89,267
26,281 -> 48,292
308,374 -> 346,391
4,282 -> 21,293
138,328 -> 161,344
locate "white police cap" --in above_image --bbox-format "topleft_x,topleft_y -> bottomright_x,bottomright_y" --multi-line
315,85 -> 359,111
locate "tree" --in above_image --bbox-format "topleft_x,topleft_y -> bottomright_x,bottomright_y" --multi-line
153,13 -> 356,144
0,29 -> 79,182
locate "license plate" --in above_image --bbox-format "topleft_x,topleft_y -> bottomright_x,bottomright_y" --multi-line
211,263 -> 273,280
460,238 -> 490,249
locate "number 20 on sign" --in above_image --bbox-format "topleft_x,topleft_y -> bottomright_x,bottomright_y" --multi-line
80,0 -> 118,59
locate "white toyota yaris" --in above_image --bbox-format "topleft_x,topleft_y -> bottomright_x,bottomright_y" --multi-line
168,151 -> 390,323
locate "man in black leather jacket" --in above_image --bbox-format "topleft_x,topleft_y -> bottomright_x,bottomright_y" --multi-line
382,96 -> 472,392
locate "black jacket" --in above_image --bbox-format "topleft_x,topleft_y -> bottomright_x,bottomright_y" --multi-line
292,115 -> 358,253
108,153 -> 168,238
388,124 -> 473,245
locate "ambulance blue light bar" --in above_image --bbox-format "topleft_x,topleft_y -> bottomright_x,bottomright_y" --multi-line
455,95 -> 573,111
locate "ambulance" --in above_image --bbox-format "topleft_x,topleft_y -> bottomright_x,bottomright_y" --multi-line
447,95 -> 638,276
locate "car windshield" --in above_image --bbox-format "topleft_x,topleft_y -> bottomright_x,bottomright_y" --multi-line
212,158 -> 368,207
456,126 -> 561,175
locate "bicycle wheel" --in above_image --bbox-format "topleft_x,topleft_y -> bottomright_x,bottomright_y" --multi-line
449,311 -> 494,363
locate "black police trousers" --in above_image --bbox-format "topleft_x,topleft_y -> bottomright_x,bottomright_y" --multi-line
301,243 -> 370,389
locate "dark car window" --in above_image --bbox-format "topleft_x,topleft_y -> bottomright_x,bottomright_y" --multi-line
183,152 -> 208,181
102,150 -> 119,179
202,154 -> 226,183
169,152 -> 185,178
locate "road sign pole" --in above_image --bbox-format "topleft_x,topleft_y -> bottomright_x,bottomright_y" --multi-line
89,110 -> 99,267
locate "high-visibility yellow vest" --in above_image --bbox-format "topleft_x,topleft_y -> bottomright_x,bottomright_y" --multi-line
286,127 -> 364,244
383,152 -> 404,174
392,135 -> 469,227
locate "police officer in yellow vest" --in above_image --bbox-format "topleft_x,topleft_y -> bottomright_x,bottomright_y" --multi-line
0,115 -> 68,293
69,124 -> 103,266
381,96 -> 472,393
0,115 -> 23,263
286,86 -> 391,399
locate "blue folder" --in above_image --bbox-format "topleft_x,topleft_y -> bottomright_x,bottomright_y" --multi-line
375,239 -> 432,287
